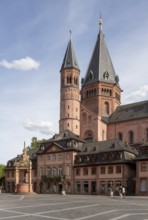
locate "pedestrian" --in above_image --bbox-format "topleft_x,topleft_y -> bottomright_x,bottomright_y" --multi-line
119,185 -> 123,198
122,186 -> 125,198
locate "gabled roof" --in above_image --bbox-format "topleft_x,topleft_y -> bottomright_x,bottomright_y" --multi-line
38,142 -> 65,154
43,129 -> 85,143
109,100 -> 148,123
37,129 -> 84,154
60,38 -> 79,71
78,139 -> 137,155
135,142 -> 148,161
74,139 -> 137,167
82,20 -> 120,87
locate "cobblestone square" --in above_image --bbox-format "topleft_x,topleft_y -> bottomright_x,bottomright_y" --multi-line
0,194 -> 148,220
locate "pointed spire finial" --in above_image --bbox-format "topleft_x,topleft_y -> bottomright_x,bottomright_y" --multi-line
69,30 -> 72,39
99,13 -> 103,31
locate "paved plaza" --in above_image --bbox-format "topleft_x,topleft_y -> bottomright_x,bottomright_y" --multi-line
0,193 -> 148,220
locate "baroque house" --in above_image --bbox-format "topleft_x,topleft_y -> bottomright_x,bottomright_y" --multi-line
5,18 -> 148,195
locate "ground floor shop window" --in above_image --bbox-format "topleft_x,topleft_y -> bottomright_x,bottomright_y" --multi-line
140,179 -> 147,192
46,182 -> 50,192
75,181 -> 81,193
100,181 -> 105,194
6,182 -> 10,192
40,182 -> 43,193
107,181 -> 113,194
115,180 -> 122,195
33,182 -> 37,192
66,182 -> 71,193
83,181 -> 89,193
58,183 -> 62,193
53,182 -> 57,192
91,181 -> 96,193
12,182 -> 15,192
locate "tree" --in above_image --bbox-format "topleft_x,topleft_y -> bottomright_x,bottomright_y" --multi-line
0,164 -> 5,186
27,137 -> 43,151
30,137 -> 41,149
0,164 -> 5,178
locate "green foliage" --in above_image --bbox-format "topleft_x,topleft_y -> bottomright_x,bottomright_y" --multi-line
27,137 -> 42,151
0,164 -> 5,186
41,175 -> 65,183
0,164 -> 5,178
30,137 -> 41,149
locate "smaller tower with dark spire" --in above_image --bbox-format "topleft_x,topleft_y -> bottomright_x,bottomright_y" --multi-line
59,34 -> 80,135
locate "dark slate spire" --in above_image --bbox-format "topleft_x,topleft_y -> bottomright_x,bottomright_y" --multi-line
82,18 -> 120,86
60,34 -> 79,72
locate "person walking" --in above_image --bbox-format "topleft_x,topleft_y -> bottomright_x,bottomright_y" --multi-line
119,185 -> 123,198
122,186 -> 125,198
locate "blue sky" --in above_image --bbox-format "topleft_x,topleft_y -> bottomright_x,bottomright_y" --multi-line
0,0 -> 148,164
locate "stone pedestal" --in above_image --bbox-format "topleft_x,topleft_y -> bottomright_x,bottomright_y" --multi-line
17,183 -> 33,193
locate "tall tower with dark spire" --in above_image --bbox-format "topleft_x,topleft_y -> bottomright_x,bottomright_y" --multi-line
80,17 -> 122,141
59,34 -> 80,135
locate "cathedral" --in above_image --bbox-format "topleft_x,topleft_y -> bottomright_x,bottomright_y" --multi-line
5,18 -> 148,196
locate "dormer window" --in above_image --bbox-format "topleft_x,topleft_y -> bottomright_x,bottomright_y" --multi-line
92,147 -> 96,151
73,141 -> 77,147
84,156 -> 89,162
108,153 -> 113,160
103,71 -> 109,80
115,75 -> 119,83
77,157 -> 81,163
91,155 -> 97,162
100,153 -> 106,160
84,147 -> 87,152
89,70 -> 94,81
67,141 -> 71,148
64,131 -> 68,137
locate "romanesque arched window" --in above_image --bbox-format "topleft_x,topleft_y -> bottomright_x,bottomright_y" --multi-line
84,130 -> 93,140
82,112 -> 87,124
118,132 -> 123,141
129,130 -> 134,144
67,75 -> 72,84
102,130 -> 105,140
67,76 -> 70,84
104,102 -> 109,115
74,77 -> 78,85
88,115 -> 92,123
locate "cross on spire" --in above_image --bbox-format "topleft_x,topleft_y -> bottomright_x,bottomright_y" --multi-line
99,13 -> 103,31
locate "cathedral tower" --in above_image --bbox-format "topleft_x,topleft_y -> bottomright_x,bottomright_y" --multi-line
80,18 -> 122,141
59,36 -> 80,136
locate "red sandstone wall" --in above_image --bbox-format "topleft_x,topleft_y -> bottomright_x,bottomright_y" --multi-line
108,118 -> 148,143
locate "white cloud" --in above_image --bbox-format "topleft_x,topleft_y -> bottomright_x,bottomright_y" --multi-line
0,56 -> 40,71
23,119 -> 55,135
123,85 -> 148,104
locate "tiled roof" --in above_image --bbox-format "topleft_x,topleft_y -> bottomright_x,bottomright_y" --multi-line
42,129 -> 85,143
60,39 -> 79,71
135,142 -> 148,161
82,28 -> 120,87
77,139 -> 137,155
109,100 -> 148,123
